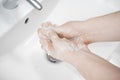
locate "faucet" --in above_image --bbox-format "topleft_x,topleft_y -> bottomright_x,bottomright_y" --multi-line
2,0 -> 42,10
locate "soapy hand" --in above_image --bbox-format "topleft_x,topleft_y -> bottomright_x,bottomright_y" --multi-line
43,21 -> 90,44
37,11 -> 120,80
38,22 -> 87,61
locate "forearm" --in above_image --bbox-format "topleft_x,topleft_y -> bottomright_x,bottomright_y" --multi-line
81,11 -> 120,43
66,51 -> 120,80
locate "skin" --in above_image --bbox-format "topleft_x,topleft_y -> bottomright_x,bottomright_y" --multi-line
52,11 -> 120,44
38,11 -> 120,80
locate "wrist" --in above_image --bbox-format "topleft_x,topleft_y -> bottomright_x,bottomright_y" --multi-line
63,51 -> 86,65
77,20 -> 95,44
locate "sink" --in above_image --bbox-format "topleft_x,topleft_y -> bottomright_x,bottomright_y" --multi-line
0,0 -> 34,37
0,0 -> 120,80
0,0 -> 59,54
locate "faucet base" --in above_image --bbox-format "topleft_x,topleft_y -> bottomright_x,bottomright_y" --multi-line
2,0 -> 18,9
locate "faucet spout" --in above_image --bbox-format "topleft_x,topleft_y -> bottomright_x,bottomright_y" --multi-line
2,0 -> 42,10
27,0 -> 43,10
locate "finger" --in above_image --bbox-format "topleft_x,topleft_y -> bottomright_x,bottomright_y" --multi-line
41,22 -> 57,28
40,38 -> 54,55
52,26 -> 74,39
39,38 -> 45,50
47,30 -> 67,51
38,28 -> 47,39
52,27 -> 65,38
48,30 -> 61,44
40,38 -> 59,59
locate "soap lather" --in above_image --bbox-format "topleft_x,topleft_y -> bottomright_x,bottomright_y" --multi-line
40,22 -> 61,63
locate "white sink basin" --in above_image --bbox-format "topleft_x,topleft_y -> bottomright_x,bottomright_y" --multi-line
0,0 -> 34,37
0,0 -> 120,80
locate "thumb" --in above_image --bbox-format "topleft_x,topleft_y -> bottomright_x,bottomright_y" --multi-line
52,27 -> 69,38
52,26 -> 75,39
48,30 -> 61,44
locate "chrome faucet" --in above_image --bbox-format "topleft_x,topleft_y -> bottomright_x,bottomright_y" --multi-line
2,0 -> 42,10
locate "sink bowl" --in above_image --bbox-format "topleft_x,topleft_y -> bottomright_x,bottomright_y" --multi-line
0,0 -> 120,80
0,0 -> 34,37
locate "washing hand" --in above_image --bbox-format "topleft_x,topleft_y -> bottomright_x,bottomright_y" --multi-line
38,11 -> 120,80
49,21 -> 91,44
38,22 -> 88,62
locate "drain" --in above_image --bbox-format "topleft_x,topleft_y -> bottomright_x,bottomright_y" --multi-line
24,18 -> 29,24
46,54 -> 61,63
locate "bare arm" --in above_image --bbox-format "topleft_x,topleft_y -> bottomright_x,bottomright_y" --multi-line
38,27 -> 120,80
38,11 -> 120,80
66,50 -> 120,80
82,11 -> 120,43
52,11 -> 120,44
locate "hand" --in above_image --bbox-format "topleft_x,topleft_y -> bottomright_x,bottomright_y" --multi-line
37,11 -> 120,80
42,21 -> 91,44
38,25 -> 88,62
